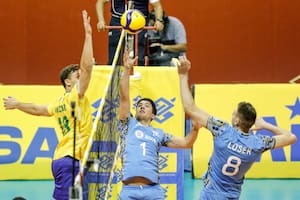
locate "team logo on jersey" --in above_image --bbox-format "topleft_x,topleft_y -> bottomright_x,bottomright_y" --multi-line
152,130 -> 159,137
135,130 -> 144,138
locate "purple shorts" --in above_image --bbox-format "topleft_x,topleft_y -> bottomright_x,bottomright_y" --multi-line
52,156 -> 79,200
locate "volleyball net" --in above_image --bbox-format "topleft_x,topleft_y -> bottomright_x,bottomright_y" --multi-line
79,30 -> 125,200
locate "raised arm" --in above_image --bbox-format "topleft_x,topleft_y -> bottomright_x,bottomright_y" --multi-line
3,96 -> 50,116
78,10 -> 94,98
96,0 -> 108,31
151,1 -> 164,31
251,118 -> 297,149
119,49 -> 138,120
177,57 -> 210,128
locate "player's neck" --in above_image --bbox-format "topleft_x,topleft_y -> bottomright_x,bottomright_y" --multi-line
237,127 -> 250,136
138,119 -> 151,126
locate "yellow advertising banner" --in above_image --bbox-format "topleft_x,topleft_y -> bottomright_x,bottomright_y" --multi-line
86,66 -> 184,135
0,85 -> 62,179
192,84 -> 300,179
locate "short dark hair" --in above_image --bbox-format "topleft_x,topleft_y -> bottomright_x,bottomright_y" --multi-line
136,98 -> 157,115
59,64 -> 79,88
12,197 -> 26,200
237,102 -> 256,131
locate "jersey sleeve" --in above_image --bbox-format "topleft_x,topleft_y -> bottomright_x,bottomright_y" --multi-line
207,116 -> 228,137
47,101 -> 55,116
118,116 -> 130,137
258,135 -> 276,151
161,132 -> 173,146
117,116 -> 130,158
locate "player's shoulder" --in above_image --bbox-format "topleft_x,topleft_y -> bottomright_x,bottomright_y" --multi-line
149,126 -> 166,137
208,116 -> 228,127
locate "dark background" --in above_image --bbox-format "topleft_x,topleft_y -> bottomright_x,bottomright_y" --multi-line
1,0 -> 299,85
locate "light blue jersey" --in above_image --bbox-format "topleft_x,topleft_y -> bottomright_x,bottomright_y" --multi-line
200,116 -> 275,200
118,116 -> 172,183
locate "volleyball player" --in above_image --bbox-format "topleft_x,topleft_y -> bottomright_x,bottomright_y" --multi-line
176,56 -> 297,200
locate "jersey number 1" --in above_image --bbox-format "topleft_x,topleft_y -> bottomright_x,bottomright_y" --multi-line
140,142 -> 146,156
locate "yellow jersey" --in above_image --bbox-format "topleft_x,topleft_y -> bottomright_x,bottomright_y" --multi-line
48,85 -> 92,160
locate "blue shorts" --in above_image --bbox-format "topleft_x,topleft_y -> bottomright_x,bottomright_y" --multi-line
119,184 -> 167,200
52,156 -> 79,200
200,189 -> 239,200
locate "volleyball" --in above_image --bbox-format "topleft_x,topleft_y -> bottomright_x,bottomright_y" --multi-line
120,9 -> 146,34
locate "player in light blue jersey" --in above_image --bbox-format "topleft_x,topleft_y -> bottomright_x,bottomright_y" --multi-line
176,56 -> 297,200
117,49 -> 200,200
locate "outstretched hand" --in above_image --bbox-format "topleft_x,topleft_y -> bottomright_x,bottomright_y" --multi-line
82,10 -> 92,35
3,96 -> 18,110
250,118 -> 267,131
175,56 -> 191,75
123,49 -> 137,70
97,20 -> 106,32
154,21 -> 164,31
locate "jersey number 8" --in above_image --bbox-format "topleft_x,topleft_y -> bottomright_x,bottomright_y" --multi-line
222,155 -> 241,176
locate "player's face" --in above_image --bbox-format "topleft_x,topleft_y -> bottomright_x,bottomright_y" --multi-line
136,100 -> 155,121
69,69 -> 79,87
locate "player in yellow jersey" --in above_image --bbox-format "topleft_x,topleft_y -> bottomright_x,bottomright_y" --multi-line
3,10 -> 94,200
